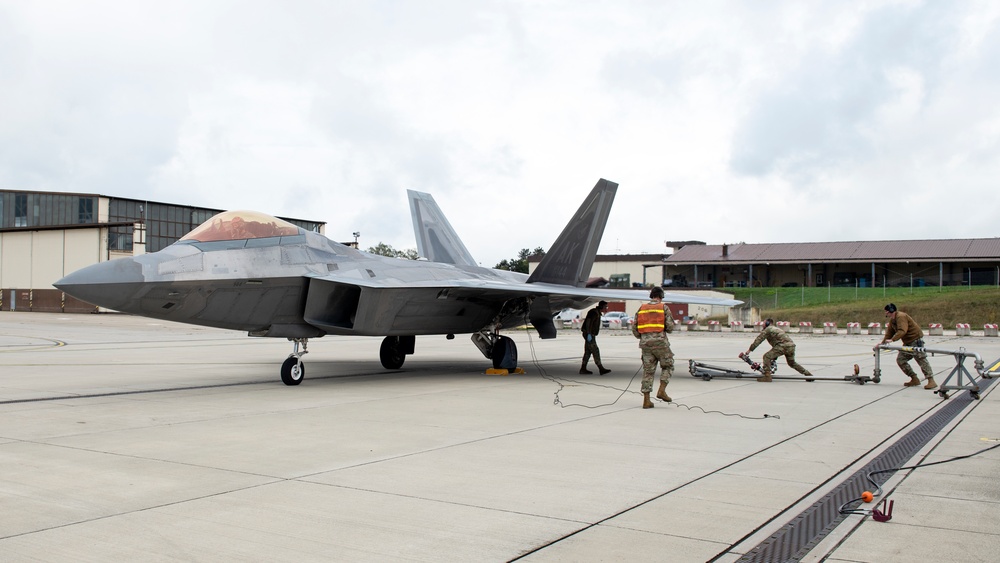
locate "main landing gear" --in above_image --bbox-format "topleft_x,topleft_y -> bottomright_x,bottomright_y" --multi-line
379,335 -> 415,369
471,330 -> 519,370
281,338 -> 308,386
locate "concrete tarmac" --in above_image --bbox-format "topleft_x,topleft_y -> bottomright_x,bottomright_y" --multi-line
1,312 -> 998,562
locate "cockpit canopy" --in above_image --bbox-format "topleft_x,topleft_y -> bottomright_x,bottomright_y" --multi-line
181,210 -> 302,243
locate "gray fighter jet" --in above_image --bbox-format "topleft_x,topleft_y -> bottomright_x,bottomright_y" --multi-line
55,179 -> 739,385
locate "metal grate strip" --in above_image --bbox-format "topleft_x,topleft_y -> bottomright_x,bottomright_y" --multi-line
737,378 -> 996,563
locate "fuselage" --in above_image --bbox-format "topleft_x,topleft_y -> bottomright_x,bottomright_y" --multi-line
55,218 -> 530,338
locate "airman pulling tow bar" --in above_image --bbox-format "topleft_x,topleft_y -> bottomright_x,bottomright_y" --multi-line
873,343 -> 996,400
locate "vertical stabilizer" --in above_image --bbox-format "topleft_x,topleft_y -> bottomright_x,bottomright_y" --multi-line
407,190 -> 478,266
527,179 -> 618,286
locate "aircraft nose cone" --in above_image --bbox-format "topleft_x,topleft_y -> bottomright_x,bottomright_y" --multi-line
54,258 -> 145,310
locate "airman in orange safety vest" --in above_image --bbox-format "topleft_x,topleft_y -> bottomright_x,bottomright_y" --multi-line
630,286 -> 675,409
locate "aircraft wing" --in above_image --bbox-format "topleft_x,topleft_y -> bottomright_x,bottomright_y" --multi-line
308,272 -> 738,305
301,270 -> 740,338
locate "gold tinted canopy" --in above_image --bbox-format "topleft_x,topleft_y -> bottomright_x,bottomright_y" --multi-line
181,210 -> 301,242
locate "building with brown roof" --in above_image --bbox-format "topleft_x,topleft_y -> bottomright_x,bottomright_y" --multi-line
658,239 -> 1000,288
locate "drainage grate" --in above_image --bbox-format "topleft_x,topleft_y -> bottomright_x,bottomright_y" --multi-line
737,379 -> 996,563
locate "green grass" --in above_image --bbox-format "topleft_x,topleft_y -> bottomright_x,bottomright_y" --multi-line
717,285 -> 1000,327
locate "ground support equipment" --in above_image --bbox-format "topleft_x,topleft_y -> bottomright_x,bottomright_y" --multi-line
738,352 -> 777,374
688,359 -> 871,384
874,343 -> 990,400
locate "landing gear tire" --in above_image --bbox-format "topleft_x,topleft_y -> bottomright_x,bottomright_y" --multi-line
281,356 -> 304,386
380,337 -> 406,369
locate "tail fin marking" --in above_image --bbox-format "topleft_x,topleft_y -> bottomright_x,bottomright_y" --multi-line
527,178 -> 618,287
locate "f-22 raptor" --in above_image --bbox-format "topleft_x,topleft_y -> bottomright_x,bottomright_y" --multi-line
55,179 -> 739,385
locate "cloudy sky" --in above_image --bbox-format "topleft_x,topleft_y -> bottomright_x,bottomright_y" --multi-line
2,1 -> 999,267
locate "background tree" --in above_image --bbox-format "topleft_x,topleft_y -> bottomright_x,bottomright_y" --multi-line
367,242 -> 419,260
494,247 -> 545,273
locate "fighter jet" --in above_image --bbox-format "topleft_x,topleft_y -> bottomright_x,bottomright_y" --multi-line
55,179 -> 740,385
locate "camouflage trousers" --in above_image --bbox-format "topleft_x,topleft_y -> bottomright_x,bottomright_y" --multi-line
582,338 -> 603,368
762,343 -> 812,377
640,342 -> 674,393
896,349 -> 934,379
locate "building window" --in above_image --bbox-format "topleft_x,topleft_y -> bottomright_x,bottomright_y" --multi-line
109,229 -> 134,251
78,197 -> 94,224
14,193 -> 27,227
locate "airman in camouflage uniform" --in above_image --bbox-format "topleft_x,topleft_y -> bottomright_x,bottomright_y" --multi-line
631,286 -> 675,408
878,303 -> 936,389
744,319 -> 813,382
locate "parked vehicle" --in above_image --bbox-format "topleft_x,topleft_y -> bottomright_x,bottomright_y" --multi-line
554,308 -> 582,327
601,311 -> 632,329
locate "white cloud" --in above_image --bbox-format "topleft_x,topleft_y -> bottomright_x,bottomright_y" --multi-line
2,0 -> 999,266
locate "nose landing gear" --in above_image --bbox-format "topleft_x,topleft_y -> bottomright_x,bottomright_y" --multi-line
281,338 -> 308,385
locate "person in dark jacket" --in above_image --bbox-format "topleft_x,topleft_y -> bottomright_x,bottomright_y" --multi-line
580,301 -> 611,375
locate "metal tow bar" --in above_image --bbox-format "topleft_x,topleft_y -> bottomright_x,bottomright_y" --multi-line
874,343 -> 990,400
688,357 -> 871,384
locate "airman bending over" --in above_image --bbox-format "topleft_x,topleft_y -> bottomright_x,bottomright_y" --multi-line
744,319 -> 814,382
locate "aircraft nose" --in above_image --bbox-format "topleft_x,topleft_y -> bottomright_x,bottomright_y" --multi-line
54,257 -> 145,310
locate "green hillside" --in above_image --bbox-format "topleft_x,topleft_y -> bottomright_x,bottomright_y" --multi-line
718,286 -> 1000,327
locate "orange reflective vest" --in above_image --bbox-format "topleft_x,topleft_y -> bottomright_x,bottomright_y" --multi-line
636,303 -> 666,333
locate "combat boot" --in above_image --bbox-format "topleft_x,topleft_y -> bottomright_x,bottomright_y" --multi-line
903,375 -> 921,387
598,367 -> 611,375
756,371 -> 772,382
580,362 -> 592,375
656,380 -> 671,402
642,392 -> 654,409
924,377 -> 938,390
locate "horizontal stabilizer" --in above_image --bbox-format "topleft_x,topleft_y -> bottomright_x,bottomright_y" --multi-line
408,190 -> 477,267
527,179 -> 617,287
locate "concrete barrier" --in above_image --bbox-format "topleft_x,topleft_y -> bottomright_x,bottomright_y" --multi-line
686,320 -> 700,332
847,322 -> 861,335
798,321 -> 813,334
928,323 -> 944,336
985,324 -> 999,337
776,321 -> 791,332
708,320 -> 721,332
730,320 -> 744,332
823,322 -> 837,334
868,322 -> 882,335
753,321 -> 765,332
956,323 -> 971,337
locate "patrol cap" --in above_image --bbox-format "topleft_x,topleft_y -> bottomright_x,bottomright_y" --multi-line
884,303 -> 897,313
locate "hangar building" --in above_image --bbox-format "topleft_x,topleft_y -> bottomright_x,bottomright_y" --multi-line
0,190 -> 324,313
